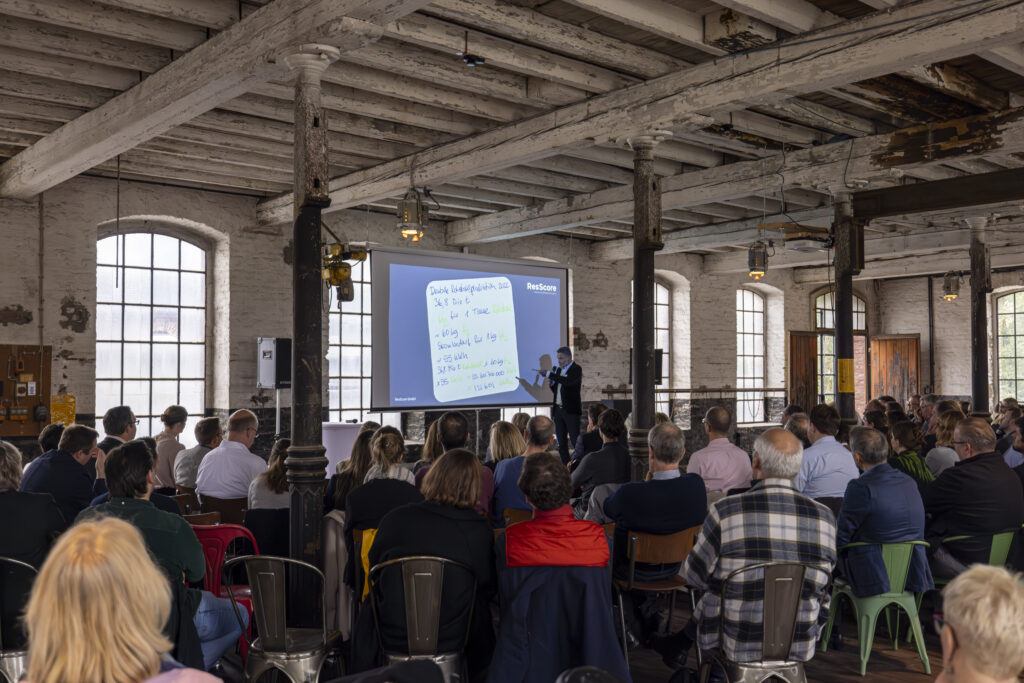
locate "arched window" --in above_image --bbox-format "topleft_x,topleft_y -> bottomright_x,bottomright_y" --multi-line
95,233 -> 206,445
736,289 -> 765,423
812,289 -> 867,406
996,291 -> 1024,401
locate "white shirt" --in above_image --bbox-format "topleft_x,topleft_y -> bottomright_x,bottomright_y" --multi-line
553,361 -> 574,406
248,477 -> 290,510
196,440 -> 267,500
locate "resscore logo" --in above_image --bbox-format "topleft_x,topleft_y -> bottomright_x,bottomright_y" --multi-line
526,282 -> 557,293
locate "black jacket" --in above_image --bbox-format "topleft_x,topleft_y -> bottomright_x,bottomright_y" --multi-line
548,363 -> 582,415
570,441 -> 630,501
344,479 -> 423,588
0,490 -> 66,566
19,449 -> 94,526
921,451 -> 1024,564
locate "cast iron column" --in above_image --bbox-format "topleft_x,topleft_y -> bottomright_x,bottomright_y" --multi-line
832,191 -> 861,427
967,216 -> 992,418
627,132 -> 668,481
284,45 -> 339,565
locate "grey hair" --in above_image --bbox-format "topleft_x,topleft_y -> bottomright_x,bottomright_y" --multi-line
648,422 -> 685,464
753,429 -> 803,479
849,426 -> 888,465
920,393 -> 939,406
0,440 -> 23,492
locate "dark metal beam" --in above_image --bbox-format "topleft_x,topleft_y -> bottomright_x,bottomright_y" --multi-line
853,167 -> 1024,220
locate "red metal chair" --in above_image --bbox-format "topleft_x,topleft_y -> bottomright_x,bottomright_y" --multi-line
192,524 -> 261,662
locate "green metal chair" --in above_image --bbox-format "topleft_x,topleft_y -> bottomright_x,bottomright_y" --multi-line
819,541 -> 931,677
932,529 -> 1018,588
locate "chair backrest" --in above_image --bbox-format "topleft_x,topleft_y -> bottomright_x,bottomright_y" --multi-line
199,495 -> 247,525
368,556 -> 476,657
244,508 -> 290,558
173,492 -> 200,515
185,511 -> 221,526
624,525 -> 701,587
222,555 -> 326,653
0,557 -> 37,651
720,562 -> 808,662
990,530 -> 1017,566
192,524 -> 260,594
880,542 -> 926,594
504,508 -> 531,526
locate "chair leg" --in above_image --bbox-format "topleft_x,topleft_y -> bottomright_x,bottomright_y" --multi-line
885,604 -> 899,650
666,590 -> 676,635
688,589 -> 703,669
902,598 -> 932,676
615,589 -> 629,663
857,605 -> 881,677
819,589 -> 839,653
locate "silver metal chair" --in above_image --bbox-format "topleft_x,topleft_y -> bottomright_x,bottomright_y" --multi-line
699,562 -> 812,683
0,557 -> 37,683
222,555 -> 335,683
368,556 -> 476,683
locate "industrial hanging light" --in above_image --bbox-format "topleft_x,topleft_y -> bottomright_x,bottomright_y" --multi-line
748,241 -> 768,280
397,188 -> 426,242
942,271 -> 960,301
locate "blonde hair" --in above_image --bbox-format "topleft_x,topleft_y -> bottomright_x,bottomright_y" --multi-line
25,517 -> 172,683
942,565 -> 1024,680
371,426 -> 405,469
489,421 -> 526,463
935,410 -> 966,448
0,440 -> 22,492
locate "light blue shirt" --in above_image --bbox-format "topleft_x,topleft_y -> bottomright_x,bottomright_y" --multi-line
793,435 -> 859,499
651,469 -> 681,481
1004,446 -> 1024,469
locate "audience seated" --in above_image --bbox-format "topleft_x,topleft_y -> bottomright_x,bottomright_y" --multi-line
493,415 -> 555,520
926,399 -> 964,454
90,438 -> 181,516
888,421 -> 934,486
995,406 -> 1022,454
23,516 -> 217,682
921,417 -> 1024,581
604,422 -> 706,649
154,405 -> 188,492
509,412 -> 530,436
195,409 -> 266,501
1000,415 -> 1024,467
783,412 -> 811,449
655,428 -> 836,668
174,417 -> 222,490
247,438 -> 290,510
686,407 -> 752,495
411,419 -> 441,475
367,449 -> 496,677
414,411 -> 495,518
487,420 -> 527,473
860,409 -> 888,437
793,404 -> 858,501
23,422 -> 65,477
0,440 -> 65,567
570,403 -> 608,465
836,427 -> 932,598
919,394 -> 940,452
79,440 -> 245,671
906,394 -> 922,424
569,409 -> 630,513
925,411 -> 965,477
936,565 -> 1024,683
781,404 -> 803,427
325,429 -> 374,515
98,405 -> 138,484
364,426 -> 415,485
20,424 -> 99,525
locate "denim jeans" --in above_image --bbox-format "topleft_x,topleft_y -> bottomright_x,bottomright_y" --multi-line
193,590 -> 248,670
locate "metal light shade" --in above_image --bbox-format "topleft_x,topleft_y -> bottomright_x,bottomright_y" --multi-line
748,242 -> 768,280
397,188 -> 426,242
942,271 -> 960,301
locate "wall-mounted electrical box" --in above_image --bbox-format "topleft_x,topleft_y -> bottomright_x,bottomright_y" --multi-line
0,345 -> 52,438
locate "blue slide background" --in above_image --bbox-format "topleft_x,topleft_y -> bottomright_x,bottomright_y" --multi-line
388,263 -> 562,408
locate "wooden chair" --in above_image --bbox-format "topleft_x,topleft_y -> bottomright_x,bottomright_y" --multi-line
185,511 -> 221,526
503,508 -> 531,526
601,523 -> 616,535
200,495 -> 247,525
177,485 -> 197,496
172,492 -> 200,515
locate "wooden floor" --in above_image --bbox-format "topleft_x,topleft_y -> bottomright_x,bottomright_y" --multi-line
628,603 -> 941,683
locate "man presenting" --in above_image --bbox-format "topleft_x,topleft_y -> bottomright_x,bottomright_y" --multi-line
543,346 -> 582,465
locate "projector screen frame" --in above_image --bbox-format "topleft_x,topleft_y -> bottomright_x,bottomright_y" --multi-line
368,245 -> 570,412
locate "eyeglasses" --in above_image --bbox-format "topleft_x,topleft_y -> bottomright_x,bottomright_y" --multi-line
952,440 -> 969,446
133,419 -> 140,425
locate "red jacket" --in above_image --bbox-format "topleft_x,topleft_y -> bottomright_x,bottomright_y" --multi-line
504,505 -> 609,568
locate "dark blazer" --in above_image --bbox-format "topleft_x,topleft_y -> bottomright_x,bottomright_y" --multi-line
570,429 -> 603,464
604,473 -> 707,579
344,479 -> 423,588
19,449 -> 94,526
369,501 -> 495,675
0,490 -> 66,566
569,441 -> 630,501
97,436 -> 123,454
836,463 -> 933,597
921,451 -> 1024,565
548,363 -> 582,415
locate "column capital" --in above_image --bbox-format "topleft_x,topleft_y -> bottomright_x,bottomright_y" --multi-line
282,44 -> 341,84
622,129 -> 672,153
964,216 -> 989,232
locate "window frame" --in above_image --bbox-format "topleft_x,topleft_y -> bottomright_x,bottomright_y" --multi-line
811,288 -> 868,406
994,290 -> 1024,403
736,288 -> 766,424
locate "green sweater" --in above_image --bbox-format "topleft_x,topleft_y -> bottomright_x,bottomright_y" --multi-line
888,450 -> 935,487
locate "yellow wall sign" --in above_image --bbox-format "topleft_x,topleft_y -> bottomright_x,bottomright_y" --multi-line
837,359 -> 855,394
50,394 -> 76,426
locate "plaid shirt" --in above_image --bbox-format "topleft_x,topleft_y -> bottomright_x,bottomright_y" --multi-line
683,478 -> 837,662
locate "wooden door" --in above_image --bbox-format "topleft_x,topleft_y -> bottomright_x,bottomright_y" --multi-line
870,334 -> 920,405
788,331 -> 818,411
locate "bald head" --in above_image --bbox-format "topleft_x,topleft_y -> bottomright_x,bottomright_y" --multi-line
953,417 -> 996,459
704,406 -> 732,437
525,415 -> 555,450
227,409 -> 258,448
753,427 -> 804,479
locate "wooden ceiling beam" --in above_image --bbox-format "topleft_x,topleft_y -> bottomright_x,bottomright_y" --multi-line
488,165 -> 610,194
258,0 -> 1023,225
559,0 -> 723,54
88,0 -> 239,30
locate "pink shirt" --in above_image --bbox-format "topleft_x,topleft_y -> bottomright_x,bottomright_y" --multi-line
686,438 -> 753,493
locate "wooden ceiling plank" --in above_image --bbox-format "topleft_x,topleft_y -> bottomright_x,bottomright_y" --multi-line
0,69 -> 114,109
0,45 -> 141,92
559,0 -> 724,54
88,0 -> 239,30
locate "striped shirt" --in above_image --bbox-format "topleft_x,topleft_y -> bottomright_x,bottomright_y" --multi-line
888,450 -> 934,486
683,478 -> 837,662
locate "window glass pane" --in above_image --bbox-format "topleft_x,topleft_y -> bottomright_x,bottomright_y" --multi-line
179,381 -> 204,414
153,307 -> 179,341
124,306 -> 151,341
341,315 -> 359,342
153,270 -> 179,306
328,379 -> 340,410
655,305 -> 668,329
97,236 -> 118,265
180,241 -> 205,271
340,284 -> 362,313
97,266 -> 123,303
151,380 -> 178,413
999,295 -> 1014,314
328,349 -> 340,377
95,380 -> 121,416
362,315 -> 372,344
180,272 -> 205,307
341,379 -> 360,409
153,234 -> 179,269
180,308 -> 204,343
96,343 -> 121,378
124,268 -> 151,304
123,343 -> 150,379
341,346 -> 360,375
96,304 -> 121,340
153,344 -> 178,378
123,380 -> 150,415
329,313 -> 340,345
999,315 -> 1014,337
180,345 -> 204,378
124,233 -> 151,267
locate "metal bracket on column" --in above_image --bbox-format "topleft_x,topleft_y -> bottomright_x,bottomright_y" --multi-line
966,216 -> 992,293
